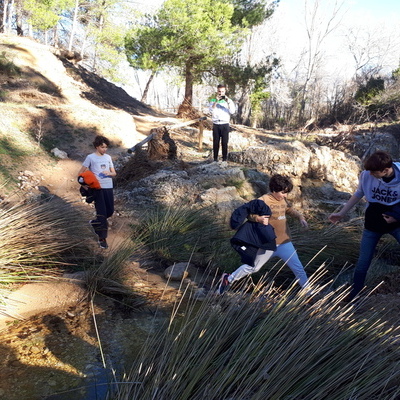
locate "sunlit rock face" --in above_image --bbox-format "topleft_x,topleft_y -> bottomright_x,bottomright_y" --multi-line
230,140 -> 361,194
117,139 -> 363,222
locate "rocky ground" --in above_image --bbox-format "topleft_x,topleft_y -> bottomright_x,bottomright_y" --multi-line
1,34 -> 400,400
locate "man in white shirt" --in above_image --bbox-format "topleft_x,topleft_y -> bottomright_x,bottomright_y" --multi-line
209,84 -> 236,162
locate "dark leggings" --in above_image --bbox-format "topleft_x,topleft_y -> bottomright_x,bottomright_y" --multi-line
212,123 -> 230,161
91,188 -> 114,239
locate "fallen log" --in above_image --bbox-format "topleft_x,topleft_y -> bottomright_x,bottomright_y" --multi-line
127,116 -> 207,154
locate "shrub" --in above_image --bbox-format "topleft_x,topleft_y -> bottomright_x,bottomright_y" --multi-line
0,52 -> 21,76
84,239 -> 147,309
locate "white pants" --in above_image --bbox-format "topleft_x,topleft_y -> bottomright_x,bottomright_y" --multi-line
229,241 -> 309,288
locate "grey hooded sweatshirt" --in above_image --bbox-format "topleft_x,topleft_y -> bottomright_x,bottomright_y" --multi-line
355,162 -> 400,232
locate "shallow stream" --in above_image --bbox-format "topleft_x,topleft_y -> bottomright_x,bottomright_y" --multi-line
0,298 -> 171,400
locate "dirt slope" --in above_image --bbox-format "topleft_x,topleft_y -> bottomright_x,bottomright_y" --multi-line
0,34 -> 197,328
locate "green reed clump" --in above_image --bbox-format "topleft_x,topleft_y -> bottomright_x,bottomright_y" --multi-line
84,239 -> 147,309
290,216 -> 400,289
111,276 -> 400,400
291,216 -> 363,268
130,205 -> 236,270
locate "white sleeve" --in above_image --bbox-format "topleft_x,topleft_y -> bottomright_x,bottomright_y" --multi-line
228,99 -> 236,115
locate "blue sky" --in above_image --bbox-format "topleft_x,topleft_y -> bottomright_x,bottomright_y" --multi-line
346,0 -> 400,19
267,0 -> 400,78
278,0 -> 400,23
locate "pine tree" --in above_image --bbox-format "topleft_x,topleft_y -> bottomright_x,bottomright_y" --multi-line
126,0 -> 243,110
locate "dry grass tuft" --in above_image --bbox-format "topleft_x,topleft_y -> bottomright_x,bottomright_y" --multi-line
0,196 -> 95,315
0,198 -> 91,271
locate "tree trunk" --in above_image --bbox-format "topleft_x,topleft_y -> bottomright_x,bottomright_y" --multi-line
53,25 -> 58,47
236,90 -> 251,125
68,0 -> 79,51
184,61 -> 193,105
15,0 -> 23,36
141,72 -> 155,103
6,0 -> 14,34
177,61 -> 194,118
1,0 -> 9,33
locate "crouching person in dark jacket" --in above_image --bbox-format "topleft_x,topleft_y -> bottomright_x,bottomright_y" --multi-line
217,199 -> 276,294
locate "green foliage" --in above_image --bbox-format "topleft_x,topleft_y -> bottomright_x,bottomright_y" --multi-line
91,23 -> 127,82
226,60 -> 278,89
223,178 -> 244,190
249,90 -> 271,125
125,0 -> 279,106
392,66 -> 400,81
114,281 -> 400,399
215,57 -> 279,124
354,76 -> 385,105
125,0 -> 244,103
231,0 -> 279,27
0,52 -> 21,76
23,0 -> 74,30
77,0 -> 129,81
156,0 -> 240,71
130,205 -> 235,269
250,90 -> 270,111
125,24 -> 166,73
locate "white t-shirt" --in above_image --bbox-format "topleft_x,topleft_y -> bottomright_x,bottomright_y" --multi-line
82,153 -> 114,189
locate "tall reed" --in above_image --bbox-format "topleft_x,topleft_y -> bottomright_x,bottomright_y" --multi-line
0,197 -> 94,314
84,238 -> 147,309
130,205 -> 235,269
111,274 -> 400,400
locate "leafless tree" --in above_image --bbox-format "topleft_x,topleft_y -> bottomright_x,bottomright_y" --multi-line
295,0 -> 345,123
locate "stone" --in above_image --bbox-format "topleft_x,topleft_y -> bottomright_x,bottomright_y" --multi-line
192,287 -> 208,301
51,148 -> 68,159
164,262 -> 191,281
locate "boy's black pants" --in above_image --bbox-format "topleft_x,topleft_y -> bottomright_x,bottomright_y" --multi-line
91,188 -> 114,239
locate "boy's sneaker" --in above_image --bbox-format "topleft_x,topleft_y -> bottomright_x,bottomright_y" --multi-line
98,238 -> 108,249
217,273 -> 230,294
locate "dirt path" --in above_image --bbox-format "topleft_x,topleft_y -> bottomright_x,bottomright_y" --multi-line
0,114 -> 185,331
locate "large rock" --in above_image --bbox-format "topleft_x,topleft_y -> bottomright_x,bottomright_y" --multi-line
229,140 -> 361,194
117,139 -> 363,218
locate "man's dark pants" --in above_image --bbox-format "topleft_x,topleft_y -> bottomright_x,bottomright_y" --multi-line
212,123 -> 230,161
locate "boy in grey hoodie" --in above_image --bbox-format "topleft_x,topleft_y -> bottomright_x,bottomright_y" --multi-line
329,151 -> 400,300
